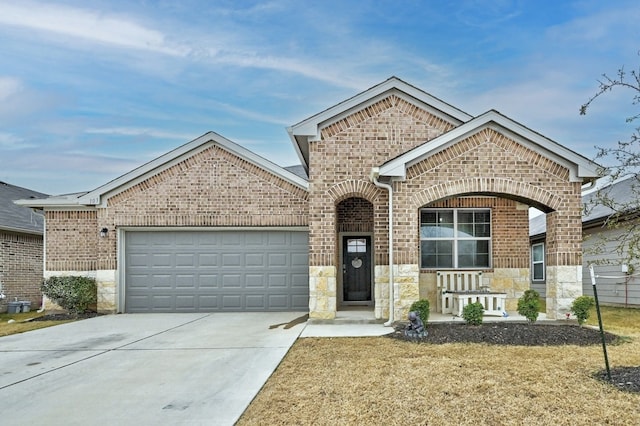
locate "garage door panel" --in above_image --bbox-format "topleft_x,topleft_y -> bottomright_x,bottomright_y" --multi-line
198,274 -> 218,288
246,294 -> 265,308
222,295 -> 242,309
245,274 -> 265,288
291,273 -> 309,288
125,230 -> 309,313
151,253 -> 173,267
268,253 -> 287,267
222,253 -> 241,267
245,253 -> 265,267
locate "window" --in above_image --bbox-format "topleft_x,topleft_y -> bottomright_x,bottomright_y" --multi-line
420,209 -> 491,269
531,243 -> 545,281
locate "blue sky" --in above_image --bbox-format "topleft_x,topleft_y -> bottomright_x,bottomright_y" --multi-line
0,0 -> 638,195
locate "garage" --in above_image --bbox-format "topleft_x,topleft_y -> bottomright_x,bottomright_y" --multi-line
124,230 -> 309,313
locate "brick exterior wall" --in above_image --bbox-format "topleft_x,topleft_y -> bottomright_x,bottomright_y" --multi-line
309,95 -> 453,268
42,86 -> 585,319
46,210 -> 98,271
308,94 -> 583,319
44,144 -> 309,311
0,231 -> 43,312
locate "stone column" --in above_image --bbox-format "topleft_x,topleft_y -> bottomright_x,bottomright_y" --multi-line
545,209 -> 583,319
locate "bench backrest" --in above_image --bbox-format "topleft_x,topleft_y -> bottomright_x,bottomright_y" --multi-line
437,271 -> 483,292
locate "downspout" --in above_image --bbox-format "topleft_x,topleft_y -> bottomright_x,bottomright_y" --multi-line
370,167 -> 394,326
32,210 -> 46,313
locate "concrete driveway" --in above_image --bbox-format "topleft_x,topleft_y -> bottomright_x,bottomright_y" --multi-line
0,312 -> 307,425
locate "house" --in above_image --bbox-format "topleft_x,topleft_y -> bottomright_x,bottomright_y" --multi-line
530,176 -> 640,307
0,181 -> 47,312
17,77 -> 599,320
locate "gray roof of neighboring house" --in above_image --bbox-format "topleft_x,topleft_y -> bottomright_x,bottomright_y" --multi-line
0,181 -> 47,235
529,176 -> 636,238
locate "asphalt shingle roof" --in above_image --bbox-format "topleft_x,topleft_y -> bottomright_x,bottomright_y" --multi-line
529,176 -> 636,237
0,181 -> 47,235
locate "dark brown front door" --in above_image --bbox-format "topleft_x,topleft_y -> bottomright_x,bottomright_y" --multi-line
342,236 -> 372,303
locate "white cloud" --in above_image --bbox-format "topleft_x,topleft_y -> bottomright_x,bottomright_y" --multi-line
0,132 -> 37,149
0,1 -> 189,56
85,127 -> 196,141
0,76 -> 22,100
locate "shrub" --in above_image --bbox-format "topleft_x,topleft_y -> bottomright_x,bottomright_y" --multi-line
571,296 -> 596,326
462,302 -> 484,325
409,299 -> 430,324
42,276 -> 97,315
517,289 -> 541,323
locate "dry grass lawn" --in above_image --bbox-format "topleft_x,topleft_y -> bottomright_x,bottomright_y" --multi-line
0,311 -> 73,336
238,307 -> 640,425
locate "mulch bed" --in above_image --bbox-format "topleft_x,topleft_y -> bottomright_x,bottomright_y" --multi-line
388,321 -> 619,346
29,312 -> 104,321
389,321 -> 640,394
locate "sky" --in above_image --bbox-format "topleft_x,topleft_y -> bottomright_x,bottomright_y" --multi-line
0,0 -> 639,196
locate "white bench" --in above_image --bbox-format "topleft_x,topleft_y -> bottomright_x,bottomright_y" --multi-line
437,271 -> 507,317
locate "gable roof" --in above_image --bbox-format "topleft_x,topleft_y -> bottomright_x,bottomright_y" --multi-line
378,109 -> 600,183
0,181 -> 47,235
16,132 -> 309,208
287,76 -> 473,173
529,175 -> 636,238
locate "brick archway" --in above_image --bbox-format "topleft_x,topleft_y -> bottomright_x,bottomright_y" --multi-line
410,177 -> 562,212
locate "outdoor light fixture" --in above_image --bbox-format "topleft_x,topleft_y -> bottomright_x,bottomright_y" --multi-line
100,227 -> 108,238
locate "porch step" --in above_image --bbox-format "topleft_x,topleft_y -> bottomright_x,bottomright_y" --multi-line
308,310 -> 385,325
308,317 -> 386,325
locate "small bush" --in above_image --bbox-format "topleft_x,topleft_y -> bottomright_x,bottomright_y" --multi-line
571,296 -> 596,326
517,289 -> 541,323
462,302 -> 484,325
42,276 -> 97,315
409,299 -> 430,324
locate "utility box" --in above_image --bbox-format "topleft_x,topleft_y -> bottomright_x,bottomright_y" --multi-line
7,301 -> 23,314
7,301 -> 30,313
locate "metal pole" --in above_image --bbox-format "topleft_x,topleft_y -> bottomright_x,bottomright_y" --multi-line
589,264 -> 611,381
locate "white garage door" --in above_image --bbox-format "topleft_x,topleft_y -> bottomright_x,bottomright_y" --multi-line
124,230 -> 309,313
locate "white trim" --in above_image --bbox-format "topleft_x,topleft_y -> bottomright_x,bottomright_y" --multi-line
379,110 -> 600,182
288,76 -> 473,168
16,132 -> 309,208
531,242 -> 545,282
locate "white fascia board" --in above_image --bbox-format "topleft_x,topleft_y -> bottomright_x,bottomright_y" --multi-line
0,225 -> 43,236
286,128 -> 310,171
379,110 -> 600,182
289,77 -> 472,142
13,193 -> 90,208
78,132 -> 308,207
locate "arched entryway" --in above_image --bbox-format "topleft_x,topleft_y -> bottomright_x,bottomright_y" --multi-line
336,197 -> 374,307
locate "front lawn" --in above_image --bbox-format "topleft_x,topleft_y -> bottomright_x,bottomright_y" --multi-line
237,306 -> 640,425
0,311 -> 74,336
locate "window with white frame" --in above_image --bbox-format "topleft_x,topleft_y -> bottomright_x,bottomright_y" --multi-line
531,242 -> 545,281
420,208 -> 491,269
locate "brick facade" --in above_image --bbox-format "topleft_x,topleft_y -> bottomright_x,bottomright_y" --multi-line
307,94 -> 585,320
0,231 -> 43,312
40,78 -> 590,319
44,144 -> 308,312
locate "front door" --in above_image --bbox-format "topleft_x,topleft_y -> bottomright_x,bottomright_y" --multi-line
342,236 -> 372,304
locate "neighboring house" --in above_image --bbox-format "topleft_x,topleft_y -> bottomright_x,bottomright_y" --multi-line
530,176 -> 640,307
18,77 -> 599,320
0,181 -> 47,312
